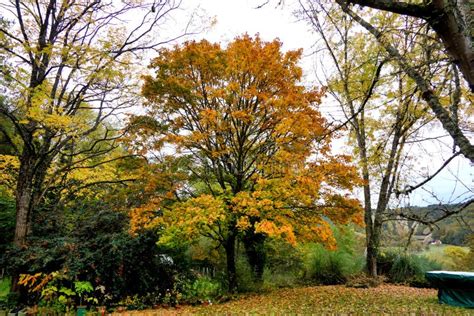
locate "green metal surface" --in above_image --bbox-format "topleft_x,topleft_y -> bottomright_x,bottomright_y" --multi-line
426,271 -> 474,308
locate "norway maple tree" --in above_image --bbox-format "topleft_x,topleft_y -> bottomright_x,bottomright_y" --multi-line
135,35 -> 363,290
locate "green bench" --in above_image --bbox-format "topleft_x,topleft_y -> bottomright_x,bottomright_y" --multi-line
426,271 -> 474,308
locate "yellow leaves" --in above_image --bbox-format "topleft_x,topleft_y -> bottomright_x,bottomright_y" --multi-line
21,82 -> 89,134
189,131 -> 208,143
129,197 -> 164,234
236,216 -> 251,230
0,154 -> 19,197
67,162 -> 113,189
158,195 -> 228,246
298,219 -> 337,250
143,34 -> 328,159
29,82 -> 51,110
351,211 -> 365,227
14,80 -> 90,135
255,220 -> 297,246
200,109 -> 219,125
230,110 -> 253,123
18,273 -> 43,290
0,154 -> 19,170
255,220 -> 279,236
231,191 -> 274,217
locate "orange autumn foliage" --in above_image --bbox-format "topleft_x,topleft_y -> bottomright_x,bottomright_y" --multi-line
133,35 -> 362,248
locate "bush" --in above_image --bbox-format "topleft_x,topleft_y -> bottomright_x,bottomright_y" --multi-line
304,244 -> 358,284
443,245 -> 470,270
420,244 -> 471,270
377,249 -> 441,286
389,254 -> 424,283
181,276 -> 222,304
5,292 -> 20,311
4,209 -> 192,306
303,227 -> 365,285
235,253 -> 260,292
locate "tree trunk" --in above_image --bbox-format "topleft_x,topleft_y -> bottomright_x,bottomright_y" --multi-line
355,115 -> 377,277
361,157 -> 376,276
225,233 -> 237,292
366,215 -> 383,277
14,152 -> 36,247
242,232 -> 266,283
366,235 -> 378,277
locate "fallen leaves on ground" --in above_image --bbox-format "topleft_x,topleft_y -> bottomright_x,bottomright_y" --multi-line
111,285 -> 472,315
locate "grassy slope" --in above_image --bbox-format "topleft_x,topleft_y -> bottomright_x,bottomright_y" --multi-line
420,245 -> 470,270
111,285 -> 472,315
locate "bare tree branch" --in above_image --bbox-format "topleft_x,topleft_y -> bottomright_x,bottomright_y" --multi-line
334,1 -> 474,163
395,151 -> 462,197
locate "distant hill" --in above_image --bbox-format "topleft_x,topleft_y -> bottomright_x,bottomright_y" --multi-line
383,203 -> 473,247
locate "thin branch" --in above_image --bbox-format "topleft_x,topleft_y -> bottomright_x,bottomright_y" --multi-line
395,151 -> 462,197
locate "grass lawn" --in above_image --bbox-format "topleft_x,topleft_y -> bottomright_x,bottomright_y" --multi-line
110,285 -> 473,315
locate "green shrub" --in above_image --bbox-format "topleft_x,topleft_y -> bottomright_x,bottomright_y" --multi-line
303,227 -> 365,285
4,210 -> 192,306
0,196 -> 15,267
377,249 -> 441,286
181,276 -> 222,304
5,292 -> 19,311
0,277 -> 10,303
304,244 -> 361,284
443,245 -> 470,270
389,254 -> 423,283
419,244 -> 471,270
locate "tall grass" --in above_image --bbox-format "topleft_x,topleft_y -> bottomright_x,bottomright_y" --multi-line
302,227 -> 365,285
378,249 -> 441,286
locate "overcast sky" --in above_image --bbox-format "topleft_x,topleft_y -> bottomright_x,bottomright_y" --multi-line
175,0 -> 473,207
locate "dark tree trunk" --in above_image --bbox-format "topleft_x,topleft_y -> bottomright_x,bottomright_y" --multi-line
14,152 -> 36,247
11,151 -> 37,295
225,233 -> 237,292
355,114 -> 378,277
12,149 -> 51,295
242,231 -> 266,282
366,242 -> 377,277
